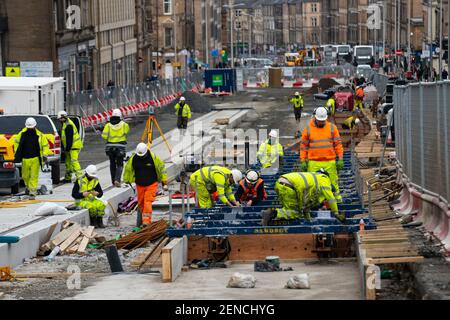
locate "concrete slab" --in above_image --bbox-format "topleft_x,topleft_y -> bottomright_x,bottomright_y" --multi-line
70,262 -> 360,300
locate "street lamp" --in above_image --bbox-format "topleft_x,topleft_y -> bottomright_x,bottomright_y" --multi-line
240,12 -> 255,58
223,2 -> 245,68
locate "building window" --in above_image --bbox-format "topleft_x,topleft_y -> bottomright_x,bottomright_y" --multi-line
312,3 -> 317,13
311,17 -> 317,27
163,0 -> 172,15
165,27 -> 173,47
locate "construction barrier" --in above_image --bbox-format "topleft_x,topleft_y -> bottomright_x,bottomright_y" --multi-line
393,81 -> 450,250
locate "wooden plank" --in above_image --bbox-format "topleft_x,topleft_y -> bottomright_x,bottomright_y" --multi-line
361,238 -> 410,244
161,248 -> 172,282
59,228 -> 81,252
365,265 -> 377,300
51,224 -> 80,246
365,250 -> 418,258
367,256 -> 424,264
77,226 -> 95,254
162,237 -> 186,283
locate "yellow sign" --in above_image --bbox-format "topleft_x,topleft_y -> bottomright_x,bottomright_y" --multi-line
6,67 -> 20,77
172,62 -> 181,68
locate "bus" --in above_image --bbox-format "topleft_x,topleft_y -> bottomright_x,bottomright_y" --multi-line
336,45 -> 352,62
353,45 -> 374,66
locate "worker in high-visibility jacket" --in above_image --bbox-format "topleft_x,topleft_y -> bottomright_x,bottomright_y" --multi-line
190,166 -> 243,208
14,118 -> 52,198
124,143 -> 167,226
290,92 -> 304,123
300,107 -> 344,203
354,86 -> 365,111
102,109 -> 130,187
57,111 -> 83,182
261,170 -> 346,225
175,96 -> 192,133
326,96 -> 336,116
234,170 -> 267,207
257,130 -> 284,169
72,165 -> 106,228
342,116 -> 361,130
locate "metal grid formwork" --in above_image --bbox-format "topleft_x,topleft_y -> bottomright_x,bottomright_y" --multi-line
394,81 -> 450,205
371,72 -> 389,96
65,73 -> 203,117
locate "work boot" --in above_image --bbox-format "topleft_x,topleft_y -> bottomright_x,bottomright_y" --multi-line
90,215 -> 98,228
261,209 -> 276,226
114,181 -> 122,188
96,216 -> 106,229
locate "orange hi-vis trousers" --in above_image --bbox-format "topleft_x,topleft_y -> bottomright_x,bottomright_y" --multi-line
137,182 -> 158,225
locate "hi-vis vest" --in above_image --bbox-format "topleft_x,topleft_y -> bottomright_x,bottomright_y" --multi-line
239,179 -> 267,201
300,119 -> 344,162
62,118 -> 83,150
102,121 -> 130,144
78,176 -> 99,193
257,140 -> 284,168
291,96 -> 304,108
356,87 -> 364,99
175,103 -> 192,118
193,166 -> 235,204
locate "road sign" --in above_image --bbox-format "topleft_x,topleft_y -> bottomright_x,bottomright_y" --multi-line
5,62 -> 20,77
212,74 -> 224,86
20,61 -> 53,77
395,50 -> 403,56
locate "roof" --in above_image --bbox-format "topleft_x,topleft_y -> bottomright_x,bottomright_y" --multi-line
0,77 -> 64,89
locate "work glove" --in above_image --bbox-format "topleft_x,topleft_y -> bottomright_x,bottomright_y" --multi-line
336,159 -> 344,171
301,161 -> 308,172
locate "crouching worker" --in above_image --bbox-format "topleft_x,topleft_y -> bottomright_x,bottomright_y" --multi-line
123,143 -> 168,226
190,166 -> 242,208
72,165 -> 106,228
342,116 -> 361,130
235,170 -> 267,207
261,169 -> 346,226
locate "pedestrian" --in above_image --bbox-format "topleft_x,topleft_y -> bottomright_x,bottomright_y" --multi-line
433,68 -> 438,81
300,106 -> 344,203
13,118 -> 52,199
57,111 -> 83,182
442,68 -> 448,80
257,130 -> 284,169
123,143 -> 168,226
189,166 -> 242,208
342,116 -> 361,130
72,165 -> 106,228
234,170 -> 267,207
107,80 -> 115,87
86,82 -> 93,91
290,92 -> 304,123
261,170 -> 345,225
102,109 -> 130,187
174,96 -> 192,134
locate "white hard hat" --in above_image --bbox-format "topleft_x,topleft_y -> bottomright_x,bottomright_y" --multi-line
315,107 -> 329,121
57,110 -> 68,119
136,143 -> 149,157
180,97 -> 186,102
295,92 -> 300,96
269,130 -> 279,138
112,109 -> 122,118
245,170 -> 259,184
25,117 -> 37,129
85,165 -> 98,178
231,169 -> 243,185
355,118 -> 361,125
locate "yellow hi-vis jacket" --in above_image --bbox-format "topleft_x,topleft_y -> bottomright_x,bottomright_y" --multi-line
14,128 -> 52,163
175,103 -> 192,118
343,116 -> 356,129
123,152 -> 168,185
326,98 -> 336,115
279,172 -> 338,213
102,121 -> 130,144
290,96 -> 304,108
191,166 -> 236,204
62,118 -> 83,150
257,140 -> 284,168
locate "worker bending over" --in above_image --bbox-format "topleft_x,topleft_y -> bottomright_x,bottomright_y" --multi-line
14,118 -> 52,199
326,95 -> 336,117
235,170 -> 267,207
290,92 -> 304,123
190,166 -> 242,208
72,165 -> 106,228
261,170 -> 345,225
354,86 -> 365,111
257,130 -> 284,169
301,107 -> 344,202
342,116 -> 361,130
102,109 -> 130,187
175,96 -> 192,134
124,143 -> 168,226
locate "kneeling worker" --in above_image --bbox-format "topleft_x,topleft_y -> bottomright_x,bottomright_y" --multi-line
261,170 -> 345,226
342,116 -> 361,130
190,166 -> 242,208
257,130 -> 284,169
235,170 -> 267,207
123,143 -> 168,226
72,165 -> 106,228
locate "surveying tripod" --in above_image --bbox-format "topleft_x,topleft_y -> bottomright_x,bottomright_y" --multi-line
140,106 -> 172,153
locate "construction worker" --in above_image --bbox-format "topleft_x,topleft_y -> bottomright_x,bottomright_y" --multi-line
290,92 -> 304,123
326,95 -> 336,116
354,85 -> 365,111
72,165 -> 106,228
261,170 -> 345,225
175,96 -> 192,133
102,109 -> 130,187
123,143 -> 168,226
190,166 -> 242,208
300,107 -> 344,203
342,116 -> 361,130
257,130 -> 284,169
235,170 -> 267,207
13,118 -> 52,198
57,111 -> 83,182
